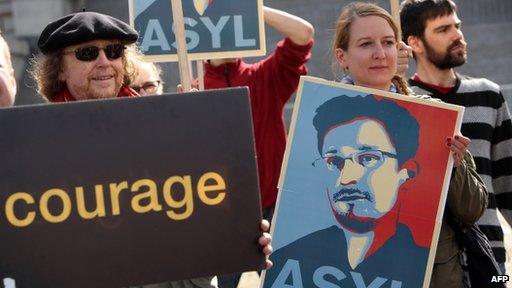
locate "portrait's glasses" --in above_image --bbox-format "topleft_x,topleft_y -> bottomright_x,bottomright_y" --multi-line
63,44 -> 126,61
130,80 -> 161,94
312,149 -> 398,171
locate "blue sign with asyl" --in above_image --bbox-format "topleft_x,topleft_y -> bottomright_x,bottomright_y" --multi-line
129,0 -> 265,61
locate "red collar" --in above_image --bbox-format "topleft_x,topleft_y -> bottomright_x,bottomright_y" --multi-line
411,73 -> 454,94
52,85 -> 139,102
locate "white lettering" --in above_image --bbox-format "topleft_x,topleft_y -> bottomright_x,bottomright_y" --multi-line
351,272 -> 388,288
492,275 -> 511,283
172,17 -> 200,50
270,260 -> 405,288
200,16 -> 230,48
234,15 -> 255,47
141,19 -> 171,52
271,259 -> 304,288
313,266 -> 346,288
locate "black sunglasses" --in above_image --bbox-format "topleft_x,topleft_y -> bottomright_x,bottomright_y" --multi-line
64,44 -> 126,61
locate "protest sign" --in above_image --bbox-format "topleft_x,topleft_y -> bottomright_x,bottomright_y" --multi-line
0,88 -> 264,287
129,0 -> 265,61
262,76 -> 464,288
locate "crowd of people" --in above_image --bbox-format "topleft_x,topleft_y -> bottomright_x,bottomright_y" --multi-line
1,0 -> 510,287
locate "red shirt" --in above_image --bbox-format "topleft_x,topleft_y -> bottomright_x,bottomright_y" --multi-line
201,38 -> 313,209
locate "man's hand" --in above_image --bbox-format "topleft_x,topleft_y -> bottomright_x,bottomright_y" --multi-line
396,41 -> 413,77
176,83 -> 199,93
259,219 -> 273,269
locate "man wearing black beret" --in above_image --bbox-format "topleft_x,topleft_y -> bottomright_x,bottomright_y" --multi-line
30,10 -> 273,288
32,11 -> 141,102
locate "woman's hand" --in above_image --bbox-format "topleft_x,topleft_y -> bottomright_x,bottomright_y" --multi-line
446,134 -> 471,167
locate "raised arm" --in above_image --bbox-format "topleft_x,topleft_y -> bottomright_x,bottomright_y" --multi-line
263,6 -> 314,46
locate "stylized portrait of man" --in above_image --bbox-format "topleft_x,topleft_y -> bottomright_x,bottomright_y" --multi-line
265,95 -> 429,288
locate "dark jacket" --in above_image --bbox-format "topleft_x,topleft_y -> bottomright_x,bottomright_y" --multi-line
430,152 -> 488,288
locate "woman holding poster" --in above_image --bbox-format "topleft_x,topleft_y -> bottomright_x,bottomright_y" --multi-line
329,2 -> 486,287
264,2 -> 487,288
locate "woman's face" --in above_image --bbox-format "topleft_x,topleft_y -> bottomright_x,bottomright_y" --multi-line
59,39 -> 125,100
335,15 -> 397,91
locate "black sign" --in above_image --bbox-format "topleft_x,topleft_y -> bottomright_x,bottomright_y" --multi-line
0,88 -> 264,287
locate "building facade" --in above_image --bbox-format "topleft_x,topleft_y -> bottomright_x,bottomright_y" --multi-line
2,0 -> 512,109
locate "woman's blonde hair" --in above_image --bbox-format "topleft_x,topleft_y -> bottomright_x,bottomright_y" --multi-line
331,2 -> 410,95
31,43 -> 143,102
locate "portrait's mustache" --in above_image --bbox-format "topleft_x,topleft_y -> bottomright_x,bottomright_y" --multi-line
332,188 -> 373,202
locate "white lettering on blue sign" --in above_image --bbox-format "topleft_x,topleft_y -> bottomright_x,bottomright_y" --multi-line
313,266 -> 346,288
172,17 -> 200,50
200,16 -> 230,48
351,272 -> 387,288
140,16 -> 256,52
270,259 -> 404,288
141,19 -> 171,51
234,15 -> 255,47
271,259 -> 304,288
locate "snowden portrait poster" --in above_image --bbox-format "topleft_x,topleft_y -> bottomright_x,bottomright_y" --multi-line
262,76 -> 464,288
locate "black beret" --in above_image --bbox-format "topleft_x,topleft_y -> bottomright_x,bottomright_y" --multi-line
38,11 -> 138,55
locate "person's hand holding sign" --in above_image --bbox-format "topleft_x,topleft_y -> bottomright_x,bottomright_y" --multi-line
259,219 -> 273,269
446,134 -> 471,167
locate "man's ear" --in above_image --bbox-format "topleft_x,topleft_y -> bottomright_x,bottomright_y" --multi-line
334,48 -> 347,69
407,35 -> 424,55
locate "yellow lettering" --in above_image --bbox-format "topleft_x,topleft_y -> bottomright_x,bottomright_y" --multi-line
5,192 -> 36,227
75,185 -> 106,219
163,176 -> 193,220
131,179 -> 162,213
40,188 -> 72,223
109,181 -> 128,215
5,171 -> 228,227
197,172 -> 226,205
